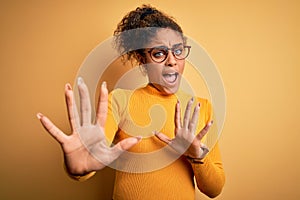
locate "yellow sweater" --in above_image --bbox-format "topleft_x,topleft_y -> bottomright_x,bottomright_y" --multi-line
76,84 -> 225,199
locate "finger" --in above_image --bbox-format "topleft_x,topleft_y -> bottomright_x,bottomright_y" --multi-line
96,81 -> 108,127
65,84 -> 80,131
183,98 -> 193,129
154,131 -> 172,144
196,120 -> 213,141
37,113 -> 68,144
77,77 -> 92,126
113,136 -> 142,152
188,102 -> 200,131
174,101 -> 182,130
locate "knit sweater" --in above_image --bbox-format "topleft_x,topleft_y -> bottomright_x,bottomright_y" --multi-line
77,84 -> 225,199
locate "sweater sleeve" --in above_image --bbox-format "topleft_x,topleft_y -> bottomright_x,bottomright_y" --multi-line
190,98 -> 225,197
191,143 -> 225,198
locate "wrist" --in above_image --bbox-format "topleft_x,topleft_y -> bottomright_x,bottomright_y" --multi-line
68,171 -> 96,182
186,145 -> 209,164
186,156 -> 204,164
63,162 -> 95,182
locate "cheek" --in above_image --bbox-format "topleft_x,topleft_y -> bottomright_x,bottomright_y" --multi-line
178,61 -> 185,74
150,71 -> 162,81
145,65 -> 161,80
146,63 -> 163,74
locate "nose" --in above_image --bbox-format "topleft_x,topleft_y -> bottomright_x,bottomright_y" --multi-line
165,50 -> 177,67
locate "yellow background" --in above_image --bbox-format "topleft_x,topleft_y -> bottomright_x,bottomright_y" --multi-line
1,0 -> 299,199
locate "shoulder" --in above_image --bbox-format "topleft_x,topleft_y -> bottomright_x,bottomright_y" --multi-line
176,90 -> 212,110
109,88 -> 132,100
108,89 -> 131,112
196,97 -> 212,112
108,87 -> 145,106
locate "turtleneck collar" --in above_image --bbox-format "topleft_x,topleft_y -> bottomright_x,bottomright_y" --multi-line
140,83 -> 178,101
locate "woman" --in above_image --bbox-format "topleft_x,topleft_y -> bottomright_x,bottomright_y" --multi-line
37,5 -> 225,199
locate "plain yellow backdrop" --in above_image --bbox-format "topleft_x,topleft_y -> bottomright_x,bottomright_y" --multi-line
1,0 -> 299,199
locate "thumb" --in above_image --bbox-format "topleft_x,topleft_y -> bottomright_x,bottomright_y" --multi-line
37,112 -> 68,144
154,131 -> 172,144
113,136 -> 142,152
196,120 -> 213,141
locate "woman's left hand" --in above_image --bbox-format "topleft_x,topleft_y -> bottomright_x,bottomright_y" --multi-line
154,98 -> 213,159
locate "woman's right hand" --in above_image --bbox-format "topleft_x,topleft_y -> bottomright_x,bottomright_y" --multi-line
37,77 -> 141,176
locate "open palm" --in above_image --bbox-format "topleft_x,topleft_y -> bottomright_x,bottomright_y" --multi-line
155,98 -> 212,159
37,78 -> 141,176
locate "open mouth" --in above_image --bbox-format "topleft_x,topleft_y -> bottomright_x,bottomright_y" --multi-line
162,72 -> 178,84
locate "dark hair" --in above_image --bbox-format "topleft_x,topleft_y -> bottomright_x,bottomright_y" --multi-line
114,4 -> 185,64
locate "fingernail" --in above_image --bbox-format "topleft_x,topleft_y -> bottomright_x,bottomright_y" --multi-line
66,83 -> 72,90
77,77 -> 83,85
102,81 -> 107,88
36,113 -> 43,119
136,136 -> 142,141
198,102 -> 200,107
191,97 -> 194,102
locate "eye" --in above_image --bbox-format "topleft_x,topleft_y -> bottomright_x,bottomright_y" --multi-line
152,49 -> 166,58
173,48 -> 183,56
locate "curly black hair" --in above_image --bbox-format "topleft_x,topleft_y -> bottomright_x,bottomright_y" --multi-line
113,4 -> 185,64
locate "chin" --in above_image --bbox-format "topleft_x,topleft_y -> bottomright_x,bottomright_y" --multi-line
150,79 -> 181,95
161,85 -> 180,95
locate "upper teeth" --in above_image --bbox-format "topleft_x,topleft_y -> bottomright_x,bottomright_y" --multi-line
164,72 -> 176,76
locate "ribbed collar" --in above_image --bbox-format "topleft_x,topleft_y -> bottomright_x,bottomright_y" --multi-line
140,84 -> 178,101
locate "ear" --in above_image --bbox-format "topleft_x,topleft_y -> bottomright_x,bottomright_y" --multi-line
136,53 -> 146,65
139,65 -> 148,76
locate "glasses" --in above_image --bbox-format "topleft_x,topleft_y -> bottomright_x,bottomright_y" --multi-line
147,44 -> 191,63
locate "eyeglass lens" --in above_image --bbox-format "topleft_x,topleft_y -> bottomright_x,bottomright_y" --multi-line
149,45 -> 190,63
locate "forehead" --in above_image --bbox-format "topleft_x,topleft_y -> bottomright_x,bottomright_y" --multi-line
147,28 -> 183,48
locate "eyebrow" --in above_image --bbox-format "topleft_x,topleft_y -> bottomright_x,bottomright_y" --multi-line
152,43 -> 183,49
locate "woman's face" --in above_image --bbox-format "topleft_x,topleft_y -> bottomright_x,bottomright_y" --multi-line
143,28 -> 185,95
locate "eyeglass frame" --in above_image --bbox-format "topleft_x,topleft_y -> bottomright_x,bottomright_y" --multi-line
146,45 -> 191,63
